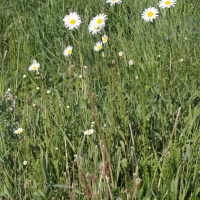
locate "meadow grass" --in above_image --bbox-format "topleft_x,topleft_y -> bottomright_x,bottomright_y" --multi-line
0,0 -> 200,199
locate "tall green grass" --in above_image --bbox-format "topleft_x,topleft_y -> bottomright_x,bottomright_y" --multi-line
0,0 -> 200,199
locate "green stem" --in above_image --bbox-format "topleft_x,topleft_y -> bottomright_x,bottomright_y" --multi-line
135,65 -> 146,159
153,21 -> 162,80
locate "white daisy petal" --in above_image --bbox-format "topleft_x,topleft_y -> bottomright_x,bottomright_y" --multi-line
94,42 -> 103,51
28,63 -> 40,72
63,46 -> 73,57
14,128 -> 24,134
84,129 -> 94,135
63,12 -> 82,30
106,0 -> 122,6
142,7 -> 159,22
159,0 -> 176,8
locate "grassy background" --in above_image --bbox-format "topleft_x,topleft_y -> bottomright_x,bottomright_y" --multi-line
0,0 -> 200,199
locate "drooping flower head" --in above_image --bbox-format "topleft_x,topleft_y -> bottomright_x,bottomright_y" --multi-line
84,129 -> 94,135
14,128 -> 24,134
159,0 -> 176,8
94,42 -> 103,51
88,14 -> 107,34
63,12 -> 82,30
142,7 -> 159,22
63,46 -> 73,57
106,0 -> 122,6
102,35 -> 108,43
88,22 -> 105,35
28,63 -> 40,72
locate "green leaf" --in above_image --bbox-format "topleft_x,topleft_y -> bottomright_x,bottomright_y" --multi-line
79,99 -> 87,109
46,184 -> 73,189
121,158 -> 127,169
195,187 -> 200,196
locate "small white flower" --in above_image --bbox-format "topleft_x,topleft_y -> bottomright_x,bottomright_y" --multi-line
159,0 -> 176,8
129,60 -> 134,65
84,129 -> 94,135
23,161 -> 28,166
118,51 -> 123,57
142,7 -> 159,22
158,55 -> 161,58
63,12 -> 82,30
102,52 -> 105,57
14,128 -> 24,134
91,125 -> 94,127
37,87 -> 40,90
63,46 -> 73,57
55,147 -> 58,150
23,75 -> 26,78
49,78 -> 52,82
94,42 -> 103,51
7,88 -> 11,92
79,75 -> 82,78
67,106 -> 70,108
32,60 -> 37,64
33,104 -> 36,107
106,0 -> 122,6
135,76 -> 138,79
180,58 -> 183,62
102,35 -> 108,43
91,122 -> 95,124
29,62 -> 40,72
47,90 -> 51,94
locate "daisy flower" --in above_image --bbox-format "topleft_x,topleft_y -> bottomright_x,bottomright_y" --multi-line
91,14 -> 107,27
84,129 -> 94,135
28,62 -> 40,72
63,46 -> 73,57
23,161 -> 28,165
94,42 -> 103,51
118,51 -> 123,56
88,22 -> 104,35
159,0 -> 176,8
63,12 -> 82,30
102,35 -> 108,43
106,0 -> 122,6
14,128 -> 24,134
142,7 -> 159,22
129,60 -> 134,65
88,14 -> 107,34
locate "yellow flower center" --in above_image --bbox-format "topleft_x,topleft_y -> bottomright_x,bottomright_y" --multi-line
70,19 -> 76,25
165,1 -> 171,5
94,26 -> 100,30
87,131 -> 91,134
17,130 -> 21,133
103,37 -> 107,42
147,12 -> 154,17
68,50 -> 72,54
112,0 -> 116,1
97,19 -> 102,24
98,46 -> 102,49
33,66 -> 37,70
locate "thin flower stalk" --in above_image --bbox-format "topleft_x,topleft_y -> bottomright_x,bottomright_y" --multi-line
152,20 -> 162,80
